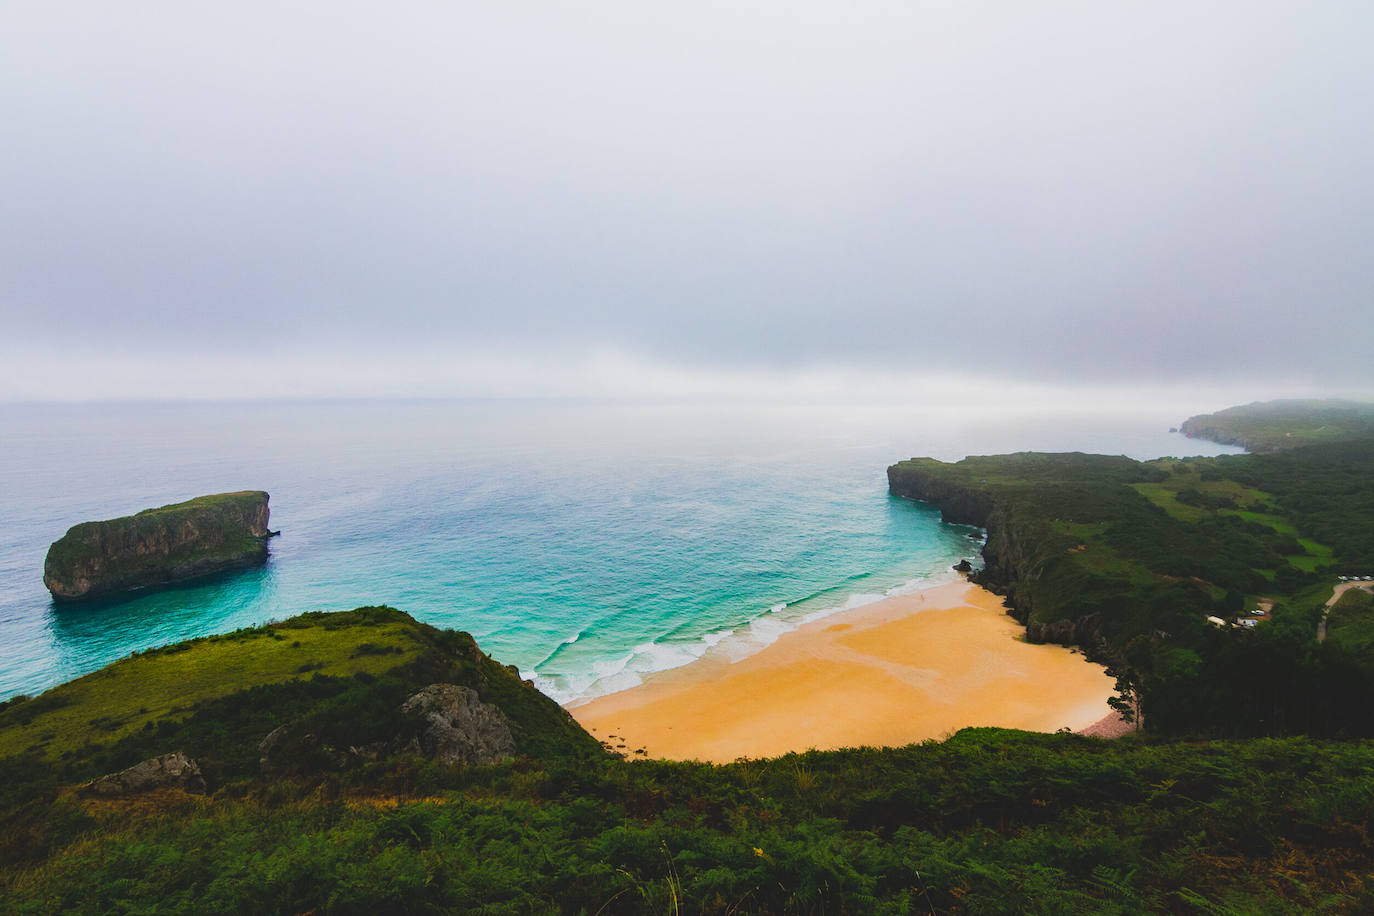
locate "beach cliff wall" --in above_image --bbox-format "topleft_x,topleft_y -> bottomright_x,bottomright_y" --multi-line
44,491 -> 272,601
886,462 -> 1100,648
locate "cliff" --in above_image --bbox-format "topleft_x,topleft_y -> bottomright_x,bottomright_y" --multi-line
886,458 -> 996,528
887,455 -> 1125,648
43,491 -> 273,601
895,455 -> 1088,645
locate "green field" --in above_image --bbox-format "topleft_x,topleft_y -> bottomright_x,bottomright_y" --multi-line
1327,588 -> 1374,653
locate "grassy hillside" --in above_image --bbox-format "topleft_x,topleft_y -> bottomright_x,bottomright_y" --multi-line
1,606 -> 600,776
0,607 -> 601,881
1180,399 -> 1374,453
5,724 -> 1374,913
2,583 -> 1374,912
0,607 -> 424,762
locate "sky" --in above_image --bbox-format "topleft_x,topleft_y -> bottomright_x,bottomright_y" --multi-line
2,2 -> 1371,402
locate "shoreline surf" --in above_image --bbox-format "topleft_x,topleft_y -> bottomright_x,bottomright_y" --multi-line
534,556 -> 980,707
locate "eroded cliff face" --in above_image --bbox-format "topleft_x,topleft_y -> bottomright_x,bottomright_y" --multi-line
887,463 -> 1097,649
981,512 -> 1105,647
43,491 -> 271,601
886,462 -> 995,528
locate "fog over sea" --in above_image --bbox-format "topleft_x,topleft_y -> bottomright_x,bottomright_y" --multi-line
0,400 -> 1241,703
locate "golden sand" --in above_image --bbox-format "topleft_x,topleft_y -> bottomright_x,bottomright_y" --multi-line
570,580 -> 1115,762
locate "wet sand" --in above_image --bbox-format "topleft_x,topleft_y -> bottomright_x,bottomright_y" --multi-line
571,580 -> 1115,762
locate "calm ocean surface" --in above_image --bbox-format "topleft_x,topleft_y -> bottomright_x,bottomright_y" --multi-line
0,400 -> 1240,703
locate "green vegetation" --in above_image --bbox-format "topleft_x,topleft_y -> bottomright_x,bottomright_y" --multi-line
0,609 -> 602,909
0,601 -> 1371,912
0,609 -> 427,761
0,607 -> 597,784
4,602 -> 1374,912
888,439 -> 1374,737
1180,399 -> 1374,453
1327,588 -> 1374,653
122,490 -> 265,520
6,692 -> 1374,913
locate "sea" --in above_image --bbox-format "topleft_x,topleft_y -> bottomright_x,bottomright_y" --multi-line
0,399 -> 1242,704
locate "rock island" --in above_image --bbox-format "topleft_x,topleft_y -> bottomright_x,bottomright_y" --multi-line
43,490 -> 273,601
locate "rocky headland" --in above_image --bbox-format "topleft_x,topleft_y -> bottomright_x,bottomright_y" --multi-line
1180,398 -> 1374,453
43,491 -> 274,601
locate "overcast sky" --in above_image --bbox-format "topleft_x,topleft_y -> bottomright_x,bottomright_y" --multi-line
2,2 -> 1371,401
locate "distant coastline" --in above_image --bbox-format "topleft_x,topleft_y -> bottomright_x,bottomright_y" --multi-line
1180,398 -> 1374,453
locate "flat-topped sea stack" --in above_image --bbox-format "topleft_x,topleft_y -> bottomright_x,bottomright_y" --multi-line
44,491 -> 273,601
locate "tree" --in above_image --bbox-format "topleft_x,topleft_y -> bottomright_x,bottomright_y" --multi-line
1105,665 -> 1143,730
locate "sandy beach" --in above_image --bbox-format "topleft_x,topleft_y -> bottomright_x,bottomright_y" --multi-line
571,580 -> 1116,762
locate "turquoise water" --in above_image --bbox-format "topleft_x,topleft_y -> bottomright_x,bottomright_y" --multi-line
0,400 -> 1240,703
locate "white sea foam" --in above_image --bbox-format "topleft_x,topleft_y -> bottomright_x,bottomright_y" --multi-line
745,614 -> 790,646
701,628 -> 733,647
549,630 -> 739,707
546,567 -> 982,707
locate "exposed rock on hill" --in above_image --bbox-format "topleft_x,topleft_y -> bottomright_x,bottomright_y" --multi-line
43,491 -> 272,601
258,682 -> 518,775
401,683 -> 516,765
82,751 -> 206,796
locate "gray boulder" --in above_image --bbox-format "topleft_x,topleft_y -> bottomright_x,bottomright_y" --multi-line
84,751 -> 206,796
401,684 -> 515,765
256,683 -> 517,775
258,725 -> 354,775
258,724 -> 288,772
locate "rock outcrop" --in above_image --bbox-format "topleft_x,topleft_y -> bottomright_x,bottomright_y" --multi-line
400,683 -> 516,766
44,491 -> 272,601
258,683 -> 516,775
82,751 -> 206,796
257,725 -> 357,774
